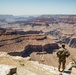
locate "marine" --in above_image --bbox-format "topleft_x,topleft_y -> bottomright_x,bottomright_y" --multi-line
57,44 -> 70,72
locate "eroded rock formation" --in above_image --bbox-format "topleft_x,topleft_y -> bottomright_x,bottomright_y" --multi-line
69,38 -> 76,48
4,29 -> 17,35
8,43 -> 59,57
0,28 -> 6,36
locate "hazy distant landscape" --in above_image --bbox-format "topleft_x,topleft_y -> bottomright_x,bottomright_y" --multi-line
0,15 -> 76,61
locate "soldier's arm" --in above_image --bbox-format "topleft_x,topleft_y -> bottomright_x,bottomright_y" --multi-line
56,50 -> 60,57
65,49 -> 70,57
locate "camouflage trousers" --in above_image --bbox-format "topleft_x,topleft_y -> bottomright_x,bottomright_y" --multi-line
58,59 -> 66,72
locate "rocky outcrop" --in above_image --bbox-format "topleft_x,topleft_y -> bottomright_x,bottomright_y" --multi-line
58,35 -> 76,48
24,30 -> 43,34
36,35 -> 47,40
46,30 -> 62,40
21,43 -> 59,57
0,30 -> 4,36
46,29 -> 76,48
69,38 -> 76,48
0,28 -> 6,36
0,27 -> 47,48
33,16 -> 56,25
56,16 -> 76,24
8,43 -> 59,57
32,15 -> 76,25
61,36 -> 71,44
0,64 -> 17,75
70,67 -> 76,75
43,43 -> 59,53
0,54 -> 65,75
4,29 -> 17,35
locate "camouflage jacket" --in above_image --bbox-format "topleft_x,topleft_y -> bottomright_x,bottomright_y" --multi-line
57,48 -> 70,61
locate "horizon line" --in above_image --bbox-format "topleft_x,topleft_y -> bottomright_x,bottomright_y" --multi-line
0,14 -> 76,16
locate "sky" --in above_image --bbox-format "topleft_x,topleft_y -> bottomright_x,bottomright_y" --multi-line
0,0 -> 76,15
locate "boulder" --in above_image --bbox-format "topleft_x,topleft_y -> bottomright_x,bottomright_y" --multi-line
70,67 -> 76,75
0,64 -> 17,75
65,62 -> 73,70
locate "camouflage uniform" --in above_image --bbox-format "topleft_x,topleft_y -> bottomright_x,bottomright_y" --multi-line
57,48 -> 70,72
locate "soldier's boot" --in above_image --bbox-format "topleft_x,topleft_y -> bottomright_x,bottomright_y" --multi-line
61,69 -> 64,72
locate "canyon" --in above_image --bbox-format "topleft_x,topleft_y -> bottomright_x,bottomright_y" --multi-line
0,15 -> 76,75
